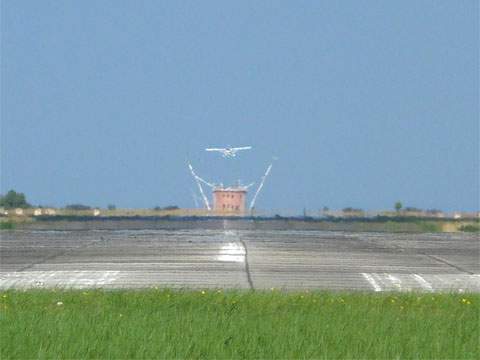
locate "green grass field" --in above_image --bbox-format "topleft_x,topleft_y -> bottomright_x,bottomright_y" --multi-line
1,289 -> 478,359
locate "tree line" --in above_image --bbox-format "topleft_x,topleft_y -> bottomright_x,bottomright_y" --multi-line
0,190 -> 30,209
0,189 -> 179,211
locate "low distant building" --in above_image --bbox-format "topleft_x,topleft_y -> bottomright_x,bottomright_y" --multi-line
33,208 -> 43,216
467,212 -> 480,219
15,208 -> 24,216
93,209 -> 101,216
341,208 -> 365,218
44,208 -> 56,216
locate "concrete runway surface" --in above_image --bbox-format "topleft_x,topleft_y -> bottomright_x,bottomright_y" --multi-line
1,225 -> 479,292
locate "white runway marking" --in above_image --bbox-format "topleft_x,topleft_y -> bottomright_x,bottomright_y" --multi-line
387,274 -> 402,291
0,271 -> 120,289
412,274 -> 433,291
362,273 -> 382,291
215,230 -> 246,263
217,242 -> 245,263
362,273 -> 480,292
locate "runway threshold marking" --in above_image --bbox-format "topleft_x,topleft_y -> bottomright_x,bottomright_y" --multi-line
362,273 -> 480,292
362,273 -> 382,291
0,271 -> 120,289
412,274 -> 433,292
387,274 -> 403,291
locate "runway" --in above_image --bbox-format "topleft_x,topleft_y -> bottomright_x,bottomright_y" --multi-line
1,226 -> 479,292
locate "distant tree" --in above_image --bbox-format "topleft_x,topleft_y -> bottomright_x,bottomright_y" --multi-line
342,207 -> 363,213
404,206 -> 422,212
163,205 -> 179,211
0,190 -> 30,208
65,204 -> 91,210
394,201 -> 403,212
153,205 -> 179,211
107,204 -> 116,210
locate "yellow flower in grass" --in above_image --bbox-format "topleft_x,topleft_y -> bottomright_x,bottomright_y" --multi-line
201,290 -> 206,295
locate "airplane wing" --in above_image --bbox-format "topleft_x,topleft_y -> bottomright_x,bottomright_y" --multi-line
205,148 -> 225,152
232,146 -> 252,151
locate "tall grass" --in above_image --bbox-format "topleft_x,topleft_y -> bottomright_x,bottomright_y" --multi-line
1,289 -> 478,359
459,224 -> 480,233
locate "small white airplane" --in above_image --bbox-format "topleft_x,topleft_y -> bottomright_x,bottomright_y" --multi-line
205,146 -> 252,158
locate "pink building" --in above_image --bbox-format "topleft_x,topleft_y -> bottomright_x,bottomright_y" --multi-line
213,188 -> 247,213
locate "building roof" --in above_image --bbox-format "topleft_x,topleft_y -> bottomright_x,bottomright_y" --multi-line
213,186 -> 248,193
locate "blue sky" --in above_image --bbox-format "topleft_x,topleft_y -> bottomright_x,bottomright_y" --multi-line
1,1 -> 478,211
